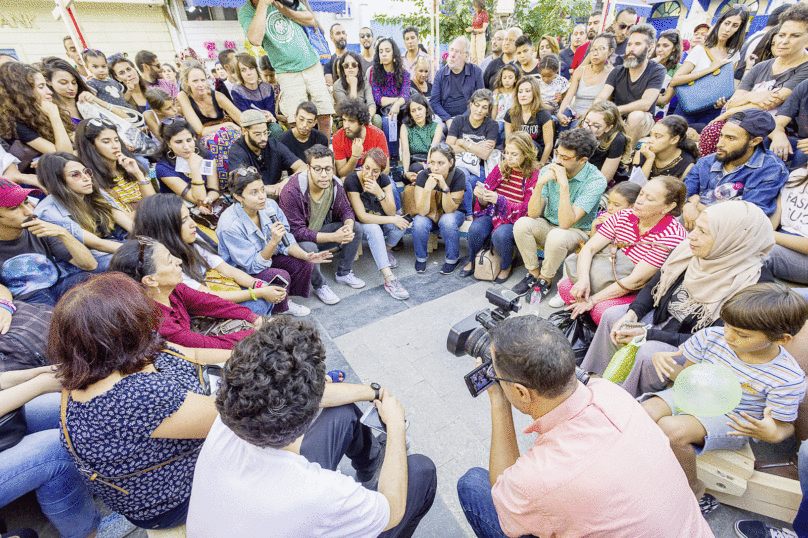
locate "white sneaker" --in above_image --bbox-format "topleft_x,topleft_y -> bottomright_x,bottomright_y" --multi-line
335,270 -> 366,289
284,300 -> 310,317
384,278 -> 410,300
548,294 -> 566,308
314,284 -> 340,305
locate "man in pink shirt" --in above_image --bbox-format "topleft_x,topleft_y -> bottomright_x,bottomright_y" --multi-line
456,315 -> 714,538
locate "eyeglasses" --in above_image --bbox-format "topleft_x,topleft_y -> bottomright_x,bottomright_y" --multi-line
581,119 -> 603,132
88,118 -> 117,130
66,168 -> 93,180
484,364 -> 525,387
232,166 -> 259,177
135,235 -> 156,280
106,52 -> 128,62
161,116 -> 183,125
83,48 -> 102,54
310,165 -> 334,175
617,23 -> 631,30
359,33 -> 372,38
554,149 -> 578,162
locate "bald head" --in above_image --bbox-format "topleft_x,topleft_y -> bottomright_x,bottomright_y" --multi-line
503,27 -> 523,55
491,29 -> 506,55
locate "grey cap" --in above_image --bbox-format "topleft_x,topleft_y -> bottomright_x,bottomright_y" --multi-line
240,109 -> 267,128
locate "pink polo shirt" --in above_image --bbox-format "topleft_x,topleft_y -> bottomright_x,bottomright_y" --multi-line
491,380 -> 714,538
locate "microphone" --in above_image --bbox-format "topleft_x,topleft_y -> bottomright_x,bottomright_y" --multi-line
265,207 -> 291,248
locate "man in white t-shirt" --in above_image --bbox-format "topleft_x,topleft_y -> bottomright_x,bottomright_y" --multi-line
186,317 -> 437,538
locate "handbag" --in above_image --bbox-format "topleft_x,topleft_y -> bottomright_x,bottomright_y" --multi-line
547,310 -> 597,365
189,316 -> 256,337
76,101 -> 158,157
674,48 -> 735,115
9,140 -> 41,172
474,247 -> 501,281
0,407 -> 26,453
603,334 -> 646,382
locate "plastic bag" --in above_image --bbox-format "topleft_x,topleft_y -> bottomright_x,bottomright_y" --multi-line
547,310 -> 597,365
603,334 -> 645,382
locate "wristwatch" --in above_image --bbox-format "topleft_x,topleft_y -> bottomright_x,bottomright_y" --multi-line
376,193 -> 386,202
370,382 -> 381,401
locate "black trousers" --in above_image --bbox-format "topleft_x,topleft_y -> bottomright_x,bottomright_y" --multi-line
300,404 -> 438,538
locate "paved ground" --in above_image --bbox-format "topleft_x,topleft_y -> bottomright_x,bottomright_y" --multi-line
1,235 -> 800,537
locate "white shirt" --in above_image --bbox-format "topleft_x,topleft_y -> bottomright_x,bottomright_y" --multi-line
187,417 -> 391,538
781,170 -> 808,237
685,45 -> 740,73
181,244 -> 224,290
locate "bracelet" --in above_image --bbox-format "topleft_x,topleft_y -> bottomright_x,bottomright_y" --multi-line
252,279 -> 265,289
0,299 -> 16,315
207,188 -> 220,194
138,179 -> 151,185
191,181 -> 205,186
248,287 -> 258,301
376,193 -> 386,202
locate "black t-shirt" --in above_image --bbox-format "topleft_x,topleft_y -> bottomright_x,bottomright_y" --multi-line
518,62 -> 541,76
590,132 -> 628,184
779,79 -> 808,139
484,57 -> 506,90
559,47 -> 575,68
0,230 -> 73,300
324,53 -> 341,77
343,171 -> 392,216
448,113 -> 498,146
415,167 -> 466,193
226,136 -> 300,186
279,128 -> 329,163
613,39 -> 628,65
14,122 -> 40,144
503,109 -> 553,152
637,150 -> 696,180
410,79 -> 432,98
605,61 -> 666,111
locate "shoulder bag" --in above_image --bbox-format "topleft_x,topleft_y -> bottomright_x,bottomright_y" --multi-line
0,407 -> 26,453
473,246 -> 501,281
674,48 -> 736,115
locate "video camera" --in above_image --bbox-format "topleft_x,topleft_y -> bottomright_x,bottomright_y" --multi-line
447,286 -> 590,397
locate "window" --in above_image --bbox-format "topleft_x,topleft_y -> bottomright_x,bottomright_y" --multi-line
715,0 -> 758,18
651,1 -> 682,19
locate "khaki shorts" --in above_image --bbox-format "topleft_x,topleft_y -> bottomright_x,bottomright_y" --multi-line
276,62 -> 335,119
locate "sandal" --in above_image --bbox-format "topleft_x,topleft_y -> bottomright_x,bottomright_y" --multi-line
327,370 -> 345,383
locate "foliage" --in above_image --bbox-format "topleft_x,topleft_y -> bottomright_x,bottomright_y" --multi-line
373,0 -> 592,48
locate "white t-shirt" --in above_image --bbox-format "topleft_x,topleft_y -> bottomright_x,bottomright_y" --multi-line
186,417 -> 391,538
181,244 -> 224,290
780,171 -> 808,237
685,45 -> 740,73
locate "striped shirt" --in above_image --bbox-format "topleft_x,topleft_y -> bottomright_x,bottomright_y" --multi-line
497,171 -> 526,206
596,208 -> 687,268
110,175 -> 143,210
681,326 -> 806,422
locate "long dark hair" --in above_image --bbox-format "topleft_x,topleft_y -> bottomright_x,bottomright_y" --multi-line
658,115 -> 699,161
657,29 -> 683,71
402,91 -> 435,128
132,194 -> 215,283
36,152 -> 116,236
337,51 -> 366,93
704,7 -> 750,54
372,38 -> 405,90
109,57 -> 148,95
41,57 -> 93,132
155,117 -> 206,166
749,24 -> 781,65
0,63 -> 58,143
75,119 -> 144,190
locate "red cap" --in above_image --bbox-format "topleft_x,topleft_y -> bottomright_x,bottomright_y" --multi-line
0,178 -> 42,207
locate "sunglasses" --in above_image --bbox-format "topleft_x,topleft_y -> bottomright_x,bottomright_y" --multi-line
161,116 -> 183,125
359,33 -> 372,38
617,23 -> 631,30
135,236 -> 156,280
232,166 -> 259,177
342,62 -> 359,68
83,48 -> 102,54
88,118 -> 116,130
66,168 -> 93,180
106,52 -> 128,62
732,3 -> 750,11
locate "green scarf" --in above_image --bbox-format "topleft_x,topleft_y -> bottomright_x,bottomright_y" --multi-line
308,181 -> 335,233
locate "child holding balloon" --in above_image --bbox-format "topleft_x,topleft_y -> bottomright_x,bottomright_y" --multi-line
641,283 -> 808,514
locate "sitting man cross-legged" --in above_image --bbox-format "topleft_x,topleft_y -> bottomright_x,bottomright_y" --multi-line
187,317 -> 438,537
279,144 -> 366,305
456,315 -> 714,538
511,128 -> 607,303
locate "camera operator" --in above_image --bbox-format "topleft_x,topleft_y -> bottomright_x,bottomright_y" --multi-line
456,315 -> 713,538
187,317 -> 437,537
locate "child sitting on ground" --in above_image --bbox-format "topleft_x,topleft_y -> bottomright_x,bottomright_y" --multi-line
144,88 -> 181,138
83,49 -> 131,110
588,181 -> 641,238
642,283 -> 808,514
538,54 -> 569,115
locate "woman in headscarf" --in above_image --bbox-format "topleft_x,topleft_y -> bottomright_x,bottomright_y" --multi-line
581,201 -> 776,396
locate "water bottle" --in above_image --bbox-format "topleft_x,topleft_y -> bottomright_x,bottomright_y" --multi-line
527,286 -> 543,317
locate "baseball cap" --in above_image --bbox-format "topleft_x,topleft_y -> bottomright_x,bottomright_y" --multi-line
726,109 -> 776,139
240,109 -> 267,128
0,178 -> 42,208
694,23 -> 710,32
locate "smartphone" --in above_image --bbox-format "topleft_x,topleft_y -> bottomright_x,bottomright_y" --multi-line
403,213 -> 414,223
464,360 -> 496,398
360,406 -> 409,434
620,321 -> 645,329
267,274 -> 289,290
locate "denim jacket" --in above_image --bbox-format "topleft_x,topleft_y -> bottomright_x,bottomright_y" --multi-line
216,199 -> 296,275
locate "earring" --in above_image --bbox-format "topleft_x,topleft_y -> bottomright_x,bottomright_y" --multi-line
167,148 -> 176,159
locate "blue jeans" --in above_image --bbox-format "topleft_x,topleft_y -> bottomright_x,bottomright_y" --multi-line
0,393 -> 100,538
25,271 -> 93,307
363,222 -> 407,271
412,212 -> 466,263
240,298 -> 274,316
392,183 -> 402,212
467,217 -> 515,271
457,467 -> 537,538
463,166 -> 485,215
765,244 -> 808,285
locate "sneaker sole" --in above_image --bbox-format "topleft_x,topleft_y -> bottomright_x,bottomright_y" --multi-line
316,294 -> 340,305
385,287 -> 409,300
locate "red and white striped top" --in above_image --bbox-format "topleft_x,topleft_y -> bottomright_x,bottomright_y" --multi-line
596,208 -> 687,268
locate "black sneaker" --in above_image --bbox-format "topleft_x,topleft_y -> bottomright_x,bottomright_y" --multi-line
699,493 -> 719,516
512,273 -> 538,296
440,260 -> 460,275
530,278 -> 551,303
735,520 -> 797,538
415,260 -> 427,273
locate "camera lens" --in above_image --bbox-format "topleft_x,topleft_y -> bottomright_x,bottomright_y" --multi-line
464,327 -> 492,363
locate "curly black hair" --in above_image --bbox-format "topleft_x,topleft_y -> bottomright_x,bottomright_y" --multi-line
337,96 -> 371,126
216,317 -> 327,449
558,127 -> 598,160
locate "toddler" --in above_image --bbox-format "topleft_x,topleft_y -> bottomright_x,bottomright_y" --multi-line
83,49 -> 131,110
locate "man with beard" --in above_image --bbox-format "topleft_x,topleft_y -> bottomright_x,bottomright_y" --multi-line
593,23 -> 666,146
402,26 -> 435,83
683,109 -> 788,230
480,29 -> 506,74
332,98 -> 389,178
432,37 -> 485,125
559,23 -> 586,71
135,50 -> 179,98
324,23 -> 348,86
228,109 -> 306,197
359,26 -> 374,73
611,7 -> 638,64
570,11 -> 603,72
483,27 -> 522,90
280,102 -> 330,162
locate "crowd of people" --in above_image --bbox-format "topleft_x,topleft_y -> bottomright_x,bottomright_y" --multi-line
2,0 -> 808,536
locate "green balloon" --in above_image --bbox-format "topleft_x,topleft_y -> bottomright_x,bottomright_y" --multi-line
673,363 -> 743,417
